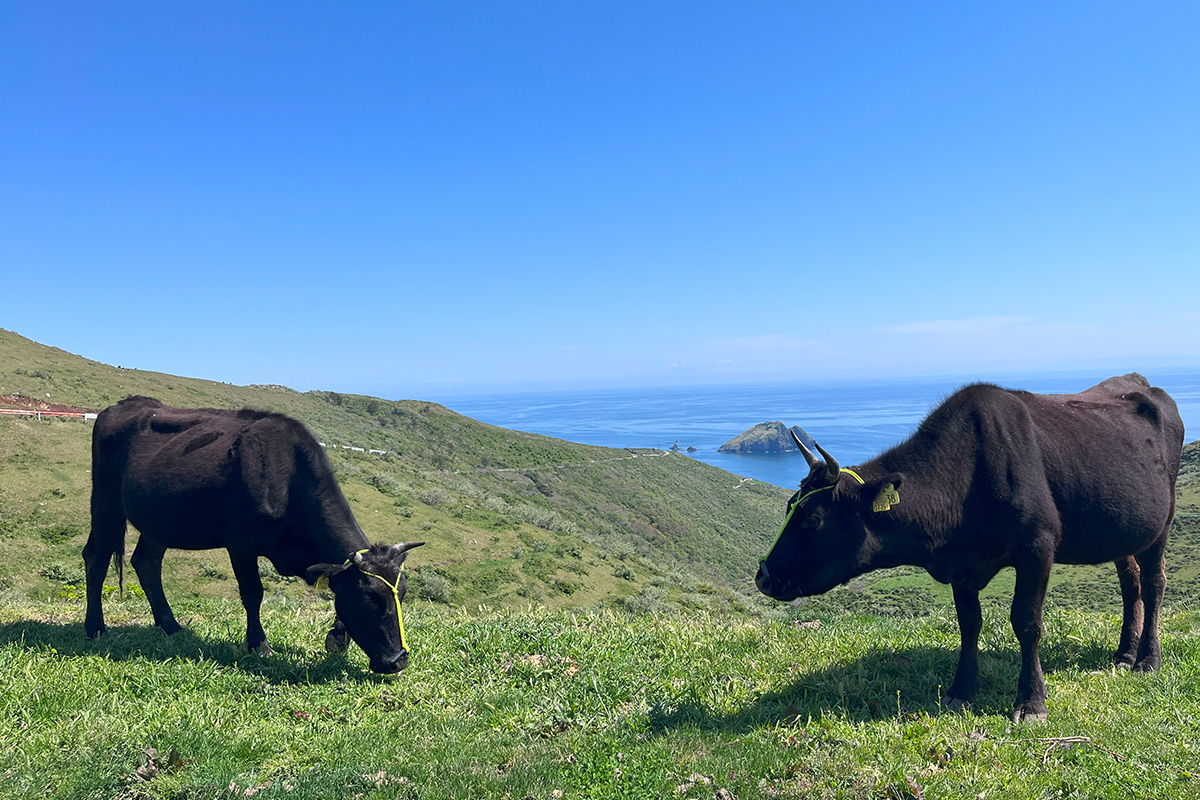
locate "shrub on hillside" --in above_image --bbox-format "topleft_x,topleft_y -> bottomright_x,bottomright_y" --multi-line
366,473 -> 407,497
198,561 -> 229,581
617,586 -> 667,615
508,503 -> 580,534
611,541 -> 636,561
550,578 -> 582,595
411,569 -> 452,604
418,488 -> 450,506
39,523 -> 88,546
258,560 -> 296,584
515,582 -> 545,601
39,562 -> 84,585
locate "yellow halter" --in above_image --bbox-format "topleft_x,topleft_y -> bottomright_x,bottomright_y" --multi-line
766,469 -> 865,555
345,549 -> 410,652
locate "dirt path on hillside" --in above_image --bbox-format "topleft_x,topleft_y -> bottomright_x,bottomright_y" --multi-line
0,394 -> 99,414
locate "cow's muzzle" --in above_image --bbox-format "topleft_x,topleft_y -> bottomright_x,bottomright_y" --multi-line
756,561 -> 800,601
755,561 -> 775,596
369,647 -> 409,674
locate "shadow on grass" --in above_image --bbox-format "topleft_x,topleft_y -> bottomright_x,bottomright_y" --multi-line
648,637 -> 1118,733
0,619 -> 388,685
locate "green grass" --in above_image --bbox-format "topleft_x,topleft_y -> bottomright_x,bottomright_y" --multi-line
2,599 -> 1199,799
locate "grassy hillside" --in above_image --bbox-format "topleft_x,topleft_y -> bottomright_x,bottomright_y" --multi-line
2,599 -> 1198,799
4,329 -> 1200,798
0,327 -> 788,615
3,326 -> 1198,621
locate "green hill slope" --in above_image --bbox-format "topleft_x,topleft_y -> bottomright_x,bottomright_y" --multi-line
2,326 -> 1197,624
0,327 -> 788,614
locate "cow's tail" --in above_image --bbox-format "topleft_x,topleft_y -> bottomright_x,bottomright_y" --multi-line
113,548 -> 125,599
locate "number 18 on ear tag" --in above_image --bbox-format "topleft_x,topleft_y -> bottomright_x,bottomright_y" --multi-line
872,483 -> 900,513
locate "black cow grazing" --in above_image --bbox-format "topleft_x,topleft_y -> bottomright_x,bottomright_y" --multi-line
756,374 -> 1184,722
83,396 -> 424,674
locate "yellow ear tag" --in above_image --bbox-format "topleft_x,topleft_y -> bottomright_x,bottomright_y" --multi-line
315,575 -> 330,592
872,483 -> 900,513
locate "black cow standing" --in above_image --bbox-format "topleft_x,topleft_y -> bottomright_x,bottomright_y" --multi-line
83,396 -> 423,673
756,374 -> 1184,722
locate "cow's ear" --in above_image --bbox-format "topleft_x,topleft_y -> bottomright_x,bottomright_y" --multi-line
305,562 -> 350,585
861,473 -> 904,514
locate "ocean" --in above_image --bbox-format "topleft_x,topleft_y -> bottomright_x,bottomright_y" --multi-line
433,369 -> 1200,489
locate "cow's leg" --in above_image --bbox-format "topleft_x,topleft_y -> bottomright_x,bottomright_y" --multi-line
228,550 -> 270,655
1010,552 -> 1052,723
1113,556 -> 1143,668
325,618 -> 350,653
83,520 -> 122,639
943,584 -> 983,709
83,477 -> 127,639
1133,532 -> 1168,673
130,537 -> 182,635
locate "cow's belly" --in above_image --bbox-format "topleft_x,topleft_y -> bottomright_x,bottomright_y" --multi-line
121,468 -> 235,550
1055,503 -> 1171,565
124,498 -> 229,550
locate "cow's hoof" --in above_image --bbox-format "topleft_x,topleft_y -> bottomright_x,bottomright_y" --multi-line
1132,658 -> 1160,673
159,621 -> 183,636
324,629 -> 349,653
1011,704 -> 1048,724
1113,650 -> 1138,669
85,624 -> 107,640
251,641 -> 273,657
941,696 -> 970,712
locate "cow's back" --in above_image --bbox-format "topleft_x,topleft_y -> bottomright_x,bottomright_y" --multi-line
95,398 -> 285,549
1022,374 -> 1184,563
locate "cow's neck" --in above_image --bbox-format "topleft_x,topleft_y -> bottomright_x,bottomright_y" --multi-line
856,517 -> 936,573
312,492 -> 371,562
849,457 -> 954,574
295,448 -> 373,564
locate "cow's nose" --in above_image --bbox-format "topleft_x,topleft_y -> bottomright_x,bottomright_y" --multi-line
369,648 -> 409,674
755,563 -> 772,595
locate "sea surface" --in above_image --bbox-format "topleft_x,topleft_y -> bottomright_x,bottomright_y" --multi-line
433,369 -> 1200,489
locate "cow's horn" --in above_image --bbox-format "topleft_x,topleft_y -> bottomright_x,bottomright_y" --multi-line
815,442 -> 840,480
790,429 -> 820,468
352,551 -> 365,565
393,541 -> 426,555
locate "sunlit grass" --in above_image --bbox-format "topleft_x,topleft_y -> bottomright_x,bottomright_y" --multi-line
2,597 -> 1198,799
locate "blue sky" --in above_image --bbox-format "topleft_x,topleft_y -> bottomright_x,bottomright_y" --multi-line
2,3 -> 1198,398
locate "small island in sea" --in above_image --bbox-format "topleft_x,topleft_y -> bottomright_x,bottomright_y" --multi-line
717,421 -> 818,454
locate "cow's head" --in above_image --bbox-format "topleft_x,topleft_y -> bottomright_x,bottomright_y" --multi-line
755,433 -> 901,601
307,541 -> 424,674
